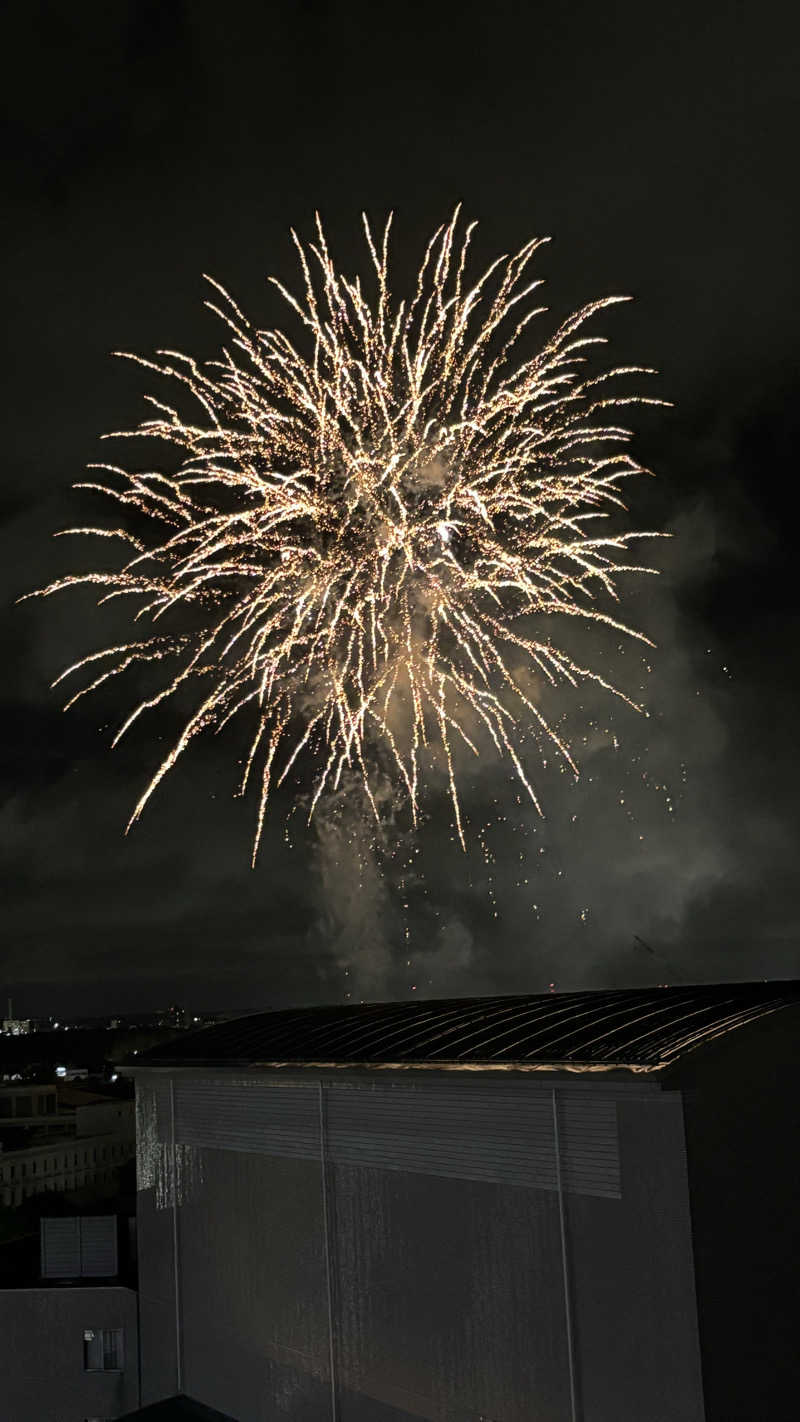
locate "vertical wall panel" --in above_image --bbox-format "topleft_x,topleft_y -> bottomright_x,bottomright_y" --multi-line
566,1094 -> 705,1422
177,1147 -> 331,1422
332,1163 -> 573,1422
136,1076 -> 180,1407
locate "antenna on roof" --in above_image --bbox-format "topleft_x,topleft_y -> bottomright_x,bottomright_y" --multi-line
633,936 -> 678,981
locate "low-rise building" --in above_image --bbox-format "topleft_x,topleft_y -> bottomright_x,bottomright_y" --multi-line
0,1086 -> 135,1207
0,1277 -> 139,1420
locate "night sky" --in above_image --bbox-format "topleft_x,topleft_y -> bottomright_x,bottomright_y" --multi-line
3,0 -> 799,1017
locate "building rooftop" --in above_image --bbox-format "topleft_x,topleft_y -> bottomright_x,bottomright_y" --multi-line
128,980 -> 800,1074
119,1395 -> 235,1420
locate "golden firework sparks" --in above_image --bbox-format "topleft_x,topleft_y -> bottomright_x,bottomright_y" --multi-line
27,209 -> 667,861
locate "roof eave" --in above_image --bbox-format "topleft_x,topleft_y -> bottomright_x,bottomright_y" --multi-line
122,1055 -> 664,1076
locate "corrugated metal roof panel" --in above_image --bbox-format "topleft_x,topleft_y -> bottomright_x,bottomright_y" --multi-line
129,981 -> 800,1073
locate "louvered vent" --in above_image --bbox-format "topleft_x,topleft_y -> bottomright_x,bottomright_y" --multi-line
79,1215 -> 119,1276
40,1216 -> 118,1278
167,1078 -> 620,1198
173,1078 -> 319,1159
326,1082 -> 558,1189
40,1216 -> 81,1277
560,1097 -> 621,1198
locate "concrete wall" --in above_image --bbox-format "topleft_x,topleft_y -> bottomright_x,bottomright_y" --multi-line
0,1285 -> 139,1422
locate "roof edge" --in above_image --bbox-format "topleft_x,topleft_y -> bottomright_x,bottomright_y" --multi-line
124,1056 -> 663,1076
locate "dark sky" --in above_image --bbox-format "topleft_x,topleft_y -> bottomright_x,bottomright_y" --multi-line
2,0 -> 799,1016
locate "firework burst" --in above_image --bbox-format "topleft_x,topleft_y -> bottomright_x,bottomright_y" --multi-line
28,209 -> 666,861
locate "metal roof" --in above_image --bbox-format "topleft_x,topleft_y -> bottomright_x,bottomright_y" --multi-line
129,981 -> 800,1074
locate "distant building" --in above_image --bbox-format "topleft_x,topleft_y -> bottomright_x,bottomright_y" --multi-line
2,997 -> 32,1036
0,1085 -> 135,1208
2,1017 -> 32,1036
126,980 -> 800,1422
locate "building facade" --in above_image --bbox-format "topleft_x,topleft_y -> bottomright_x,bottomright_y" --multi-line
0,1284 -> 139,1421
128,982 -> 800,1422
0,1091 -> 135,1207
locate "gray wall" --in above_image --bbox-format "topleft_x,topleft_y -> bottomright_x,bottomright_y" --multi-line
675,1008 -> 800,1422
137,1179 -> 181,1406
0,1285 -> 139,1422
178,1148 -> 331,1421
136,1070 -> 706,1421
330,1161 -> 571,1421
566,1093 -> 705,1422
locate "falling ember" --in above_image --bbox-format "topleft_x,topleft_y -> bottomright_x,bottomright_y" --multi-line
26,209 -> 667,862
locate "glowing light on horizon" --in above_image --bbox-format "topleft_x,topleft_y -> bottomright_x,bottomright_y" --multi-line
27,209 -> 666,861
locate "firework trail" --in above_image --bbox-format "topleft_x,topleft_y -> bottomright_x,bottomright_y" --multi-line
28,209 -> 666,861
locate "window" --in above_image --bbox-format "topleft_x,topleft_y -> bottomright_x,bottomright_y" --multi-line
83,1328 -> 124,1372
